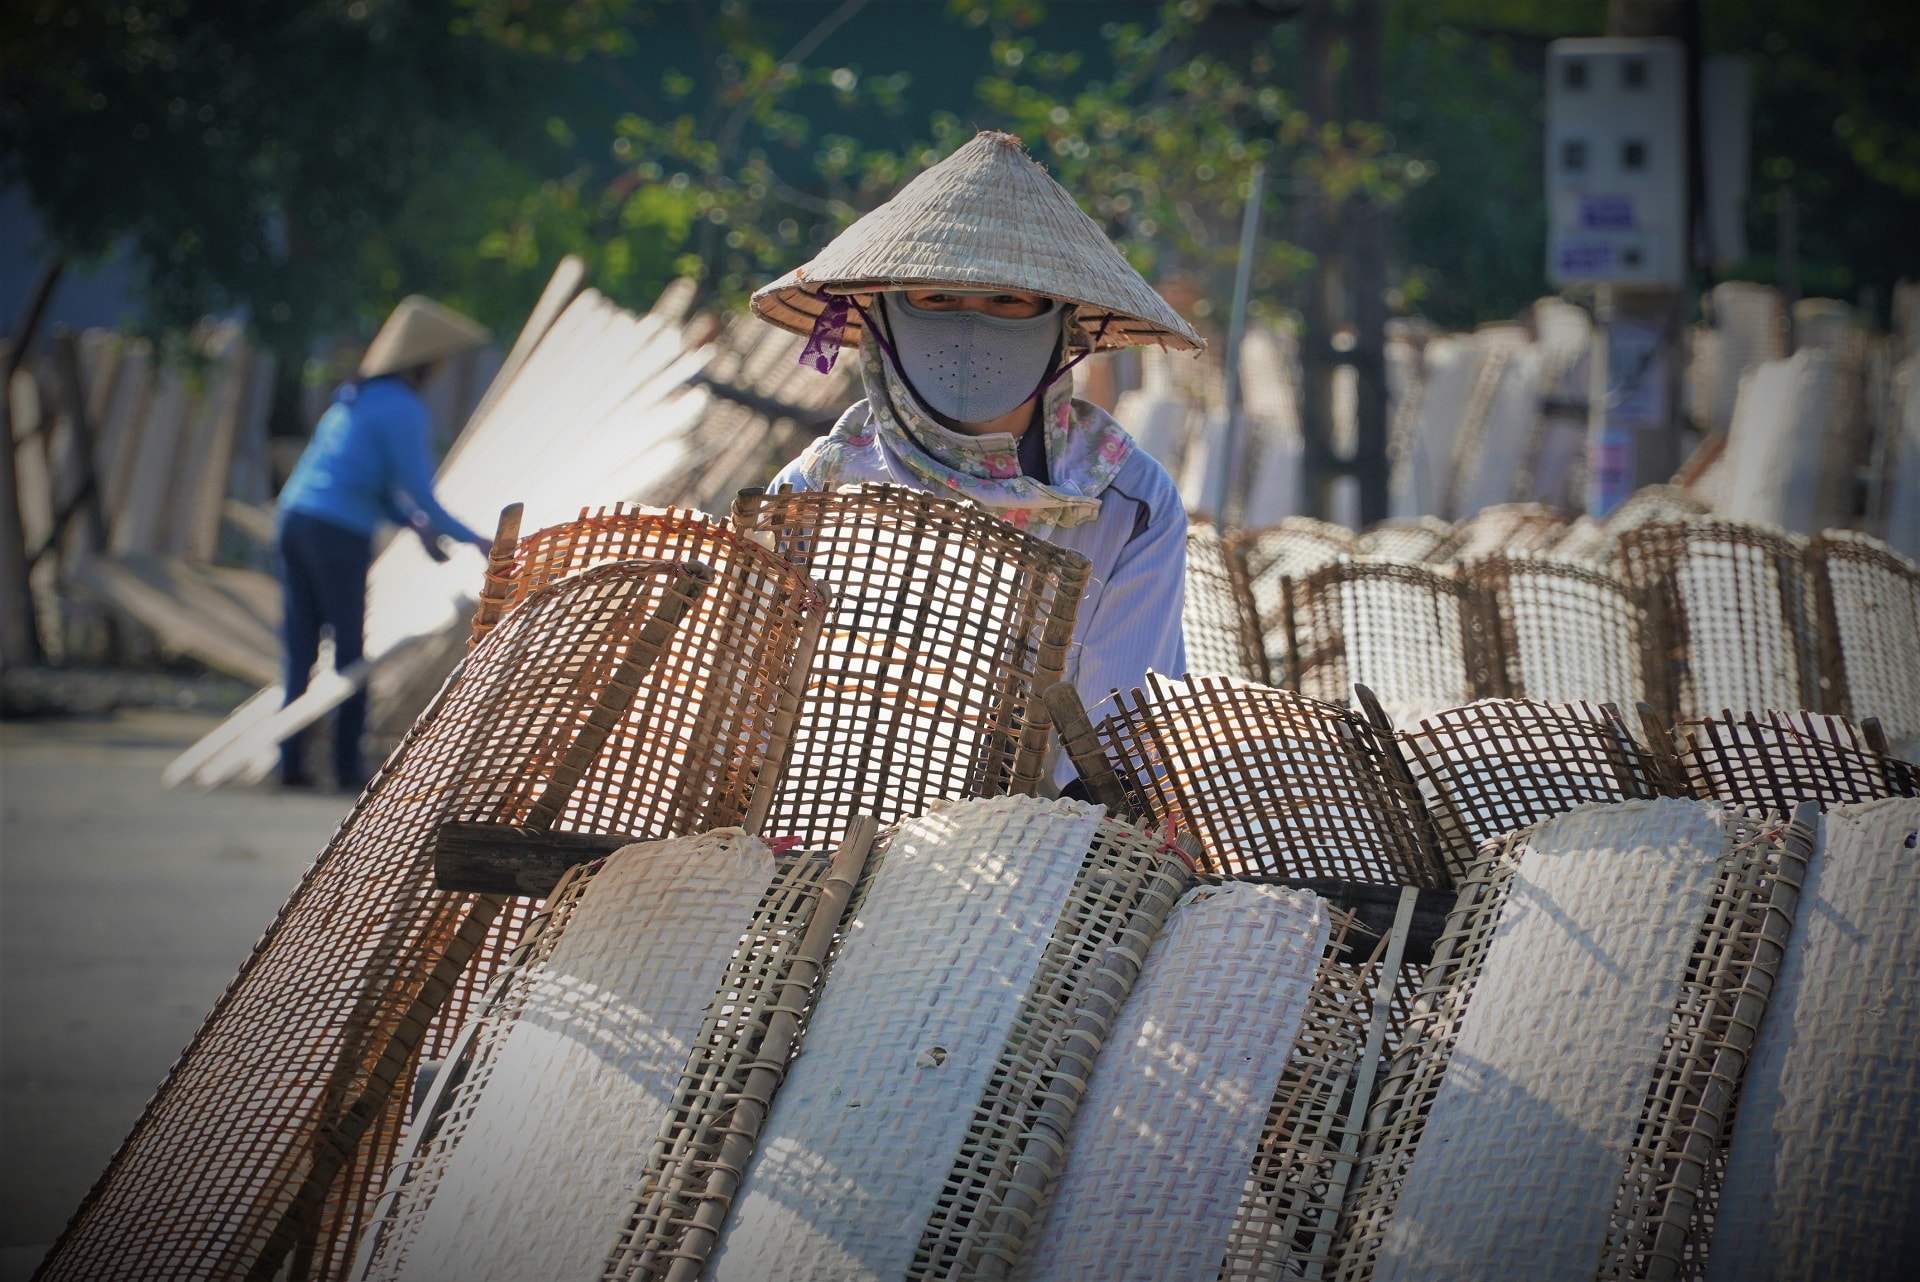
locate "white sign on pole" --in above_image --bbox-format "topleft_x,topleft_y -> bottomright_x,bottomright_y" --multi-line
1545,38 -> 1688,289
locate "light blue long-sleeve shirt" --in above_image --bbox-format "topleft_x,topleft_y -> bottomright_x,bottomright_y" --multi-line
772,426 -> 1188,786
277,375 -> 483,545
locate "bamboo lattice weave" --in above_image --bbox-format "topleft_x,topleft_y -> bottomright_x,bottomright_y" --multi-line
1217,911 -> 1373,1280
1708,798 -> 1920,1282
707,796 -> 1099,1282
1424,502 -> 1567,565
912,815 -> 1193,1278
1399,700 -> 1662,876
367,833 -> 771,1282
1235,518 -> 1355,679
1618,520 -> 1818,724
1593,813 -> 1790,1280
1329,842 -> 1522,1282
1354,519 -> 1450,562
355,859 -> 605,1280
602,849 -> 838,1279
1185,519 -> 1269,683
1676,709 -> 1918,814
433,506 -> 824,1110
37,556 -> 806,1282
1466,555 -> 1645,708
1368,801 -> 1727,1281
1096,672 -> 1439,885
1332,800 -> 1785,1282
1011,883 -> 1330,1281
733,485 -> 1090,848
1809,531 -> 1920,753
1292,559 -> 1473,722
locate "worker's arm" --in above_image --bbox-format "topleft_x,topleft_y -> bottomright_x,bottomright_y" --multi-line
381,389 -> 489,549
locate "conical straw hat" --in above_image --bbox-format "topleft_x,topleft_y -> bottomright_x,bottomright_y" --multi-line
359,295 -> 491,378
752,131 -> 1203,353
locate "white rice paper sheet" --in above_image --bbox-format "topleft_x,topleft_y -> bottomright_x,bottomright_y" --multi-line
706,795 -> 1099,1282
1372,799 -> 1727,1282
380,830 -> 771,1282
1707,797 -> 1920,1282
1013,881 -> 1330,1282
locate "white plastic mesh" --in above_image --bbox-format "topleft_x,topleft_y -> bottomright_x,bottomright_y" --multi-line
1370,800 -> 1728,1282
373,831 -> 771,1282
1012,881 -> 1330,1282
1706,797 -> 1920,1282
706,795 -> 1098,1282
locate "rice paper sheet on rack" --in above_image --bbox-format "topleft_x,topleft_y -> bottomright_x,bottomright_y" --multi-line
1372,799 -> 1727,1282
376,830 -> 771,1282
707,795 -> 1098,1282
1707,797 -> 1920,1282
1013,881 -> 1329,1282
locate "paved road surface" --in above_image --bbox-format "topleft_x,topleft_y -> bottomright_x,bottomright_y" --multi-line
0,711 -> 354,1280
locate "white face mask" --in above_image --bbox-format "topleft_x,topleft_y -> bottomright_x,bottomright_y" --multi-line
879,293 -> 1063,425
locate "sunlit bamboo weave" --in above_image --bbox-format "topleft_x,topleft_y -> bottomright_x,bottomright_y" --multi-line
1094,672 -> 1445,887
1328,801 -> 1803,1282
39,544 -> 819,1282
734,484 -> 1092,850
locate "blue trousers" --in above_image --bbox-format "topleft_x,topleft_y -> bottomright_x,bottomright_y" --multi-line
276,511 -> 372,786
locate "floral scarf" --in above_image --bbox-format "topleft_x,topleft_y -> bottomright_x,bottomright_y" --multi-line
790,309 -> 1136,539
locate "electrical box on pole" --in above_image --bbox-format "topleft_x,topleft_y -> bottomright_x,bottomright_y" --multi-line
1544,38 -> 1688,290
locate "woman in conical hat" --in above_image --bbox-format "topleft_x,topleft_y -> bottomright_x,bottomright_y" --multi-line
753,130 -> 1203,792
274,295 -> 492,790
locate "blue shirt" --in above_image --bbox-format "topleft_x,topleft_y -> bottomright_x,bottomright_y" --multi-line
277,375 -> 483,545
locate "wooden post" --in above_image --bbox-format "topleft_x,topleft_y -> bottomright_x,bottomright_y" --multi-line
1039,681 -> 1136,816
467,502 -> 525,650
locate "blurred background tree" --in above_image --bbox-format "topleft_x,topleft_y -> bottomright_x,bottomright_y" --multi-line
5,0 -> 1916,384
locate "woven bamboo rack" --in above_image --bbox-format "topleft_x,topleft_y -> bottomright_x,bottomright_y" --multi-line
1616,519 -> 1821,726
1669,708 -> 1919,813
1288,559 -> 1473,720
1353,517 -> 1451,561
1807,530 -> 1920,748
1398,698 -> 1666,876
1326,802 -> 1811,1282
1463,553 -> 1647,708
1185,518 -> 1271,684
37,542 -> 819,1282
1234,517 -> 1355,678
356,826 -> 872,1282
1423,501 -> 1568,565
733,484 -> 1092,850
915,813 -> 1195,1279
1092,671 -> 1446,887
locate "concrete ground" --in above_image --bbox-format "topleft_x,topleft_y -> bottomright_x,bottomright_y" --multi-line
0,710 -> 354,1280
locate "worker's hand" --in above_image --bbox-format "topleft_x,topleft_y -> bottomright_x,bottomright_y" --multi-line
467,532 -> 495,554
412,523 -> 451,563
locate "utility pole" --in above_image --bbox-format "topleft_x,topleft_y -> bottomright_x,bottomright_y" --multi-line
1297,0 -> 1390,528
1598,0 -> 1691,507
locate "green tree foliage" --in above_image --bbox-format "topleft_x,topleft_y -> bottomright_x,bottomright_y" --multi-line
7,0 -> 1914,365
0,0 -> 586,361
1706,0 -> 1920,314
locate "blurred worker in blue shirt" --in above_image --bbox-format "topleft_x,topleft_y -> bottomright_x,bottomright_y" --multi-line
274,295 -> 492,790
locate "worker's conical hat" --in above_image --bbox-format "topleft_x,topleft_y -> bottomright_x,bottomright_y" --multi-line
359,295 -> 490,378
752,131 -> 1203,353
